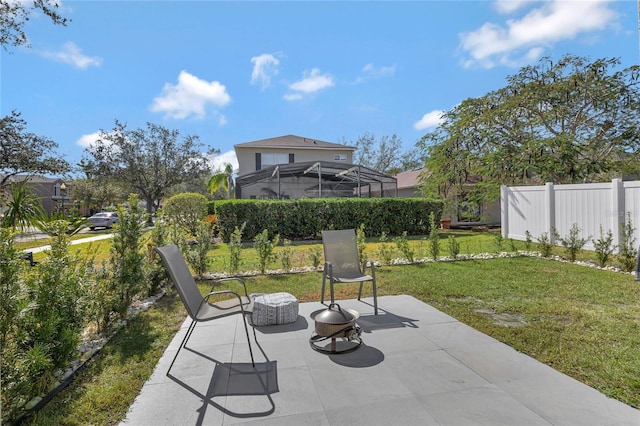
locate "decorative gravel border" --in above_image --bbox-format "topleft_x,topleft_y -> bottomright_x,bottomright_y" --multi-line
20,249 -> 638,420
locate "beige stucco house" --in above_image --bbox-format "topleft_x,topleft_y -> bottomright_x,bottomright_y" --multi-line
395,168 -> 429,197
393,168 -> 501,227
1,175 -> 71,216
233,135 -> 396,199
234,135 -> 355,177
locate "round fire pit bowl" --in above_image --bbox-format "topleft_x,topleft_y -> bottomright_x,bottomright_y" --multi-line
309,303 -> 362,354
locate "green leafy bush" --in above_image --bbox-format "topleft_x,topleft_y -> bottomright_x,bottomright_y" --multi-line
228,223 -> 245,274
145,219 -> 169,296
215,198 -> 443,241
536,230 -> 555,257
183,220 -> 217,277
0,228 -> 28,423
1,222 -> 90,423
162,192 -> 208,237
559,223 -> 589,262
618,213 -> 637,272
109,195 -> 146,317
448,235 -> 460,259
525,230 -> 532,250
428,211 -> 440,260
279,239 -> 293,271
254,229 -> 280,274
394,231 -> 415,263
308,246 -> 323,268
377,232 -> 395,265
592,226 -> 615,268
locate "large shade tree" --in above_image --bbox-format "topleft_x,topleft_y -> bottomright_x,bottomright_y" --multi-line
0,110 -> 70,188
0,0 -> 67,50
1,2 -> 70,189
346,132 -> 422,175
418,55 -> 640,207
81,121 -> 216,214
70,177 -> 123,214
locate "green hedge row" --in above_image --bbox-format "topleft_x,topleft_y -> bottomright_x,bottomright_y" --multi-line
212,198 -> 443,241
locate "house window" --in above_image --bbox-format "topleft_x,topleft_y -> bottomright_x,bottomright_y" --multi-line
256,152 -> 293,170
334,154 -> 347,161
263,153 -> 290,166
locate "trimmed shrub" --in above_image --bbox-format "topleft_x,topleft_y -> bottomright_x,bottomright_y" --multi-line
163,192 -> 208,237
215,198 -> 443,241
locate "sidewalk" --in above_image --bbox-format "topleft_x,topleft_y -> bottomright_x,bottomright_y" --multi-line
19,232 -> 114,253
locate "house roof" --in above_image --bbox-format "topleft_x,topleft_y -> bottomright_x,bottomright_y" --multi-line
394,168 -> 429,190
234,135 -> 354,151
1,174 -> 61,184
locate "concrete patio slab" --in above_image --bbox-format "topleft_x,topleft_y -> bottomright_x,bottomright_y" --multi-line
121,295 -> 639,426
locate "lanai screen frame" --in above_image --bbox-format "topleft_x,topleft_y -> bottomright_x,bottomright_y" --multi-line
235,161 -> 397,199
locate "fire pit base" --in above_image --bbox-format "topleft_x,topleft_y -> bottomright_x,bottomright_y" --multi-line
309,325 -> 362,354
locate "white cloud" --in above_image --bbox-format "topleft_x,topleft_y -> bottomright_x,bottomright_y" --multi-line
75,131 -> 101,148
38,42 -> 102,69
250,53 -> 280,89
362,63 -> 396,78
150,70 -> 231,119
460,0 -> 617,68
284,68 -> 334,100
209,150 -> 238,173
414,110 -> 445,131
283,93 -> 303,101
355,63 -> 396,83
494,0 -> 536,14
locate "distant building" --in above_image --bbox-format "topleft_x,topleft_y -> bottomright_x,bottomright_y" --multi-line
1,175 -> 71,216
234,135 -> 355,177
394,168 -> 429,197
391,168 -> 501,227
234,135 -> 396,199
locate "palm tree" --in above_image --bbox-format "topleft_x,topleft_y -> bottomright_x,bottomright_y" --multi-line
207,163 -> 235,199
1,182 -> 43,232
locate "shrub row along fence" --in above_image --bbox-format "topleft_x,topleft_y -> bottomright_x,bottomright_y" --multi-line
501,179 -> 640,253
212,198 -> 443,241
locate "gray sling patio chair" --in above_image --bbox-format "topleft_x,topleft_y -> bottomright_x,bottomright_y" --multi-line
321,229 -> 378,315
155,244 -> 255,375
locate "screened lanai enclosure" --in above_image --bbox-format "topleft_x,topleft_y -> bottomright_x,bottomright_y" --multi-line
235,161 -> 397,199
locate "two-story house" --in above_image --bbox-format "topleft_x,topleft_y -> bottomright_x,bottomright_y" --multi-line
234,135 -> 354,176
233,135 -> 397,199
1,175 -> 71,217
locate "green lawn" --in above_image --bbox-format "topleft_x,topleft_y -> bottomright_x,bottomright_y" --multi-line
19,231 -> 640,424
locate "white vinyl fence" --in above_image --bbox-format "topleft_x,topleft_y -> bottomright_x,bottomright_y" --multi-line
501,179 -> 640,252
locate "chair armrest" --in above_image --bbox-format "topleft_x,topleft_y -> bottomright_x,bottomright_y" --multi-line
203,277 -> 250,297
363,259 -> 376,276
201,289 -> 251,313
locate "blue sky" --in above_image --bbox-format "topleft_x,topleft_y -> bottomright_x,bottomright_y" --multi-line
2,0 -> 638,174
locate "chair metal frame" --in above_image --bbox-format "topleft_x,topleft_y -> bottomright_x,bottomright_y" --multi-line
321,229 -> 378,315
155,244 -> 256,376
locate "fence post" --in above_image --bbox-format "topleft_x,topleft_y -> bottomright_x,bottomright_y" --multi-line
501,185 -> 508,239
545,182 -> 555,244
611,178 -> 624,252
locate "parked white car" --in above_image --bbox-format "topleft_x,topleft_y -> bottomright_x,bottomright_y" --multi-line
88,212 -> 119,230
